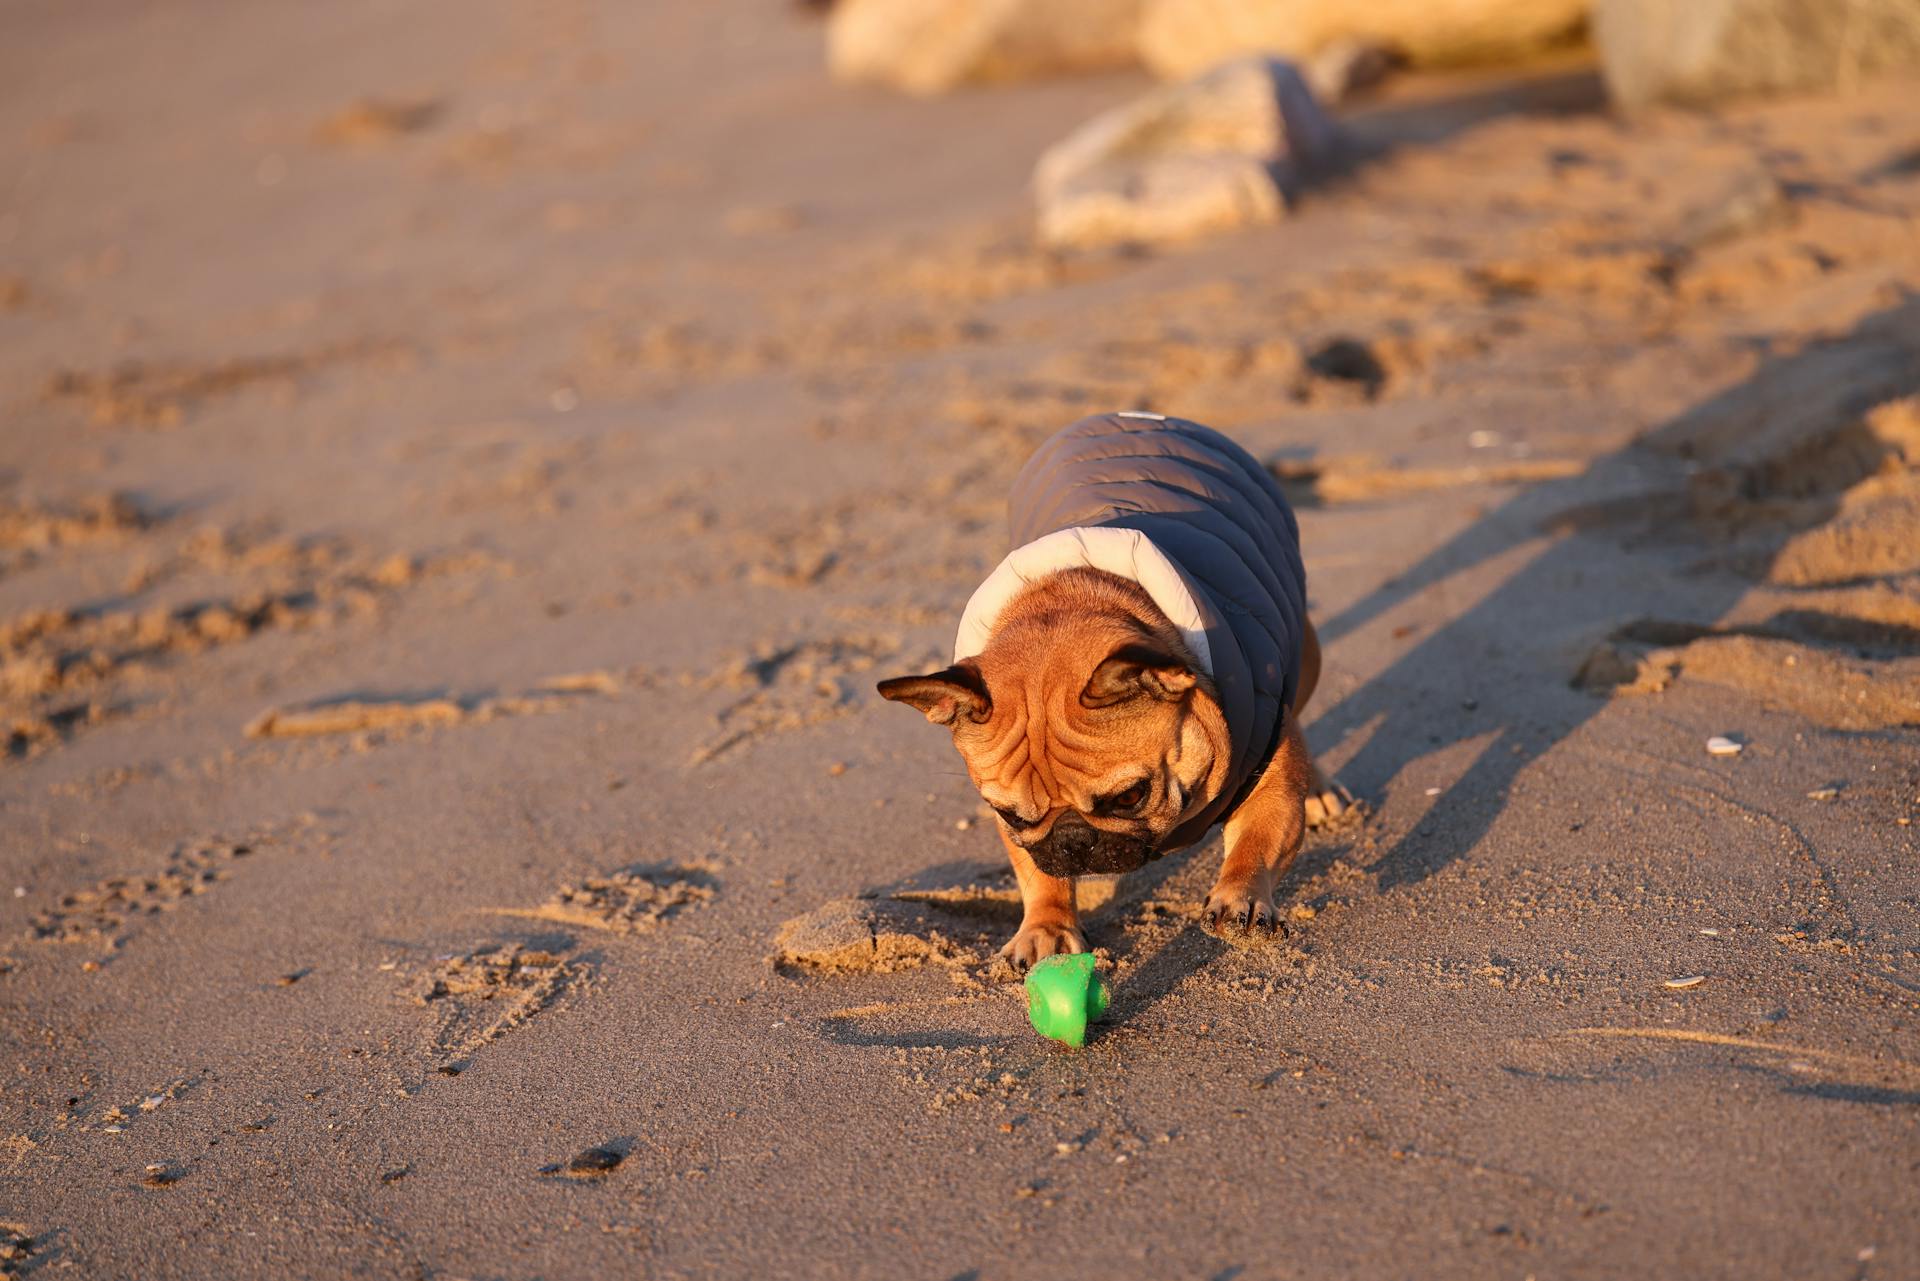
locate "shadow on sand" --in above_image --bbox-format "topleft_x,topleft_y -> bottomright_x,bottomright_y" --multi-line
1303,294 -> 1920,891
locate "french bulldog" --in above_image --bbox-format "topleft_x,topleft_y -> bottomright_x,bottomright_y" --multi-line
879,412 -> 1350,968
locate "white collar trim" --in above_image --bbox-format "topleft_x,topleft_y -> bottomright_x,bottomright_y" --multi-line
953,526 -> 1214,676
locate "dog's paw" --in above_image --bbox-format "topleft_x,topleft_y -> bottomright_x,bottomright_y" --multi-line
1200,886 -> 1282,936
1304,781 -> 1359,829
997,920 -> 1087,971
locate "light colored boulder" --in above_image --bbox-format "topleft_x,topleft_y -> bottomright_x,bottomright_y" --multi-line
1039,152 -> 1287,250
828,0 -> 1143,96
1594,0 -> 1920,111
1138,0 -> 1590,79
1035,56 -> 1337,249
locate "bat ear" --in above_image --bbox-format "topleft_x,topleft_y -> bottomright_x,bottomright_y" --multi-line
1081,644 -> 1198,708
876,662 -> 991,726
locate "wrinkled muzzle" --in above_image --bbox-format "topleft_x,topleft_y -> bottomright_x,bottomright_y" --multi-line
1027,811 -> 1156,878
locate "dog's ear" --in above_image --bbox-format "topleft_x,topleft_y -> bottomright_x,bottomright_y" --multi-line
1081,644 -> 1197,708
876,662 -> 991,726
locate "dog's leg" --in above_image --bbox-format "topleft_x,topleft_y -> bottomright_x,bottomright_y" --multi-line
997,828 -> 1086,969
1294,616 -> 1355,828
1203,716 -> 1313,933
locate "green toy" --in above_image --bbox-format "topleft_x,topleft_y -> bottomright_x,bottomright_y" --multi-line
1024,953 -> 1110,1048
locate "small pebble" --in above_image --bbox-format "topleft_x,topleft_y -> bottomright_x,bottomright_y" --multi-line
1706,735 -> 1742,756
1805,786 -> 1838,801
1424,787 -> 1441,797
955,818 -> 972,831
562,1144 -> 625,1179
1664,975 -> 1707,989
1698,928 -> 1719,937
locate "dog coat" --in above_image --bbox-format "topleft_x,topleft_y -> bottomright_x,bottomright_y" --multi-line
954,412 -> 1307,850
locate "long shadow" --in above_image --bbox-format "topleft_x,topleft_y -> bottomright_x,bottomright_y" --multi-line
1338,63 -> 1607,157
1302,295 -> 1920,891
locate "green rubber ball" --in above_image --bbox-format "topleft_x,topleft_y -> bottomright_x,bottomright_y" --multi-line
1024,952 -> 1110,1048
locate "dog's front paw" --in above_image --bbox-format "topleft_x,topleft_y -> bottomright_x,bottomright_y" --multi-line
998,920 -> 1087,971
1304,781 -> 1358,829
1201,885 -> 1281,935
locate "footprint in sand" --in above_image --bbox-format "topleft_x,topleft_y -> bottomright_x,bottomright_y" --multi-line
414,941 -> 586,1066
691,635 -> 905,764
412,866 -> 719,1066
486,865 -> 715,934
26,836 -> 266,950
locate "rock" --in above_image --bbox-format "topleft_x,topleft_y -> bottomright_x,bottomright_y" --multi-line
828,0 -> 1144,96
1034,57 -> 1336,249
1595,0 -> 1920,110
1138,0 -> 1590,80
1303,38 -> 1397,102
561,1144 -> 626,1179
1040,152 -> 1286,250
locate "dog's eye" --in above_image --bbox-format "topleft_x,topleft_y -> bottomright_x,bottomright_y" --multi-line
993,805 -> 1038,831
1102,782 -> 1149,814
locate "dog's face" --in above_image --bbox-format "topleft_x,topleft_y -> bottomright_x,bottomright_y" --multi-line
879,598 -> 1230,878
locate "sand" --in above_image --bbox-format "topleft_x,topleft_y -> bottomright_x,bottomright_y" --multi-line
1,3 -> 1917,1278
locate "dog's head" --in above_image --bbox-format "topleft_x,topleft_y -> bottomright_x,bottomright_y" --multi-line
877,571 -> 1230,878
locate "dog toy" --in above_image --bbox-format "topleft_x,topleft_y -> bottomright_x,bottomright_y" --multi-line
1024,953 -> 1109,1047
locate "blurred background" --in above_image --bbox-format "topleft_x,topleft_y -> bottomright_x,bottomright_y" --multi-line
3,2 -> 1918,1278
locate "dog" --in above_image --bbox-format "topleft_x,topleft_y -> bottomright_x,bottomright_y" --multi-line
878,412 -> 1350,968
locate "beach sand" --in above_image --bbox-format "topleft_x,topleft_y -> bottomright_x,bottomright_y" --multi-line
2,2 -> 1917,1276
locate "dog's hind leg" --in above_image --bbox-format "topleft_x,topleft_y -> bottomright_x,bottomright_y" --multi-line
1294,615 -> 1355,828
1202,717 -> 1312,934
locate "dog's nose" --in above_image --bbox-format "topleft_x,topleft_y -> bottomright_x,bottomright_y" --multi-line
1028,812 -> 1096,876
1048,812 -> 1098,856
1028,812 -> 1150,878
